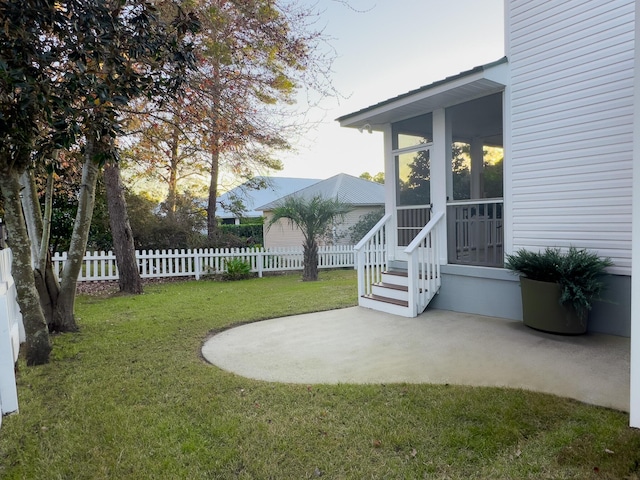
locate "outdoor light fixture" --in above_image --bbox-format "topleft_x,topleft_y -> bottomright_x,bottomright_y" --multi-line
358,123 -> 372,134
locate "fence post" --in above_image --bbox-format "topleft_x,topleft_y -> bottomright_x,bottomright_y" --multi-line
194,250 -> 201,280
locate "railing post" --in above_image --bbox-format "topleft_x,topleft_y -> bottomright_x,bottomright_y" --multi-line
194,250 -> 201,280
356,247 -> 365,298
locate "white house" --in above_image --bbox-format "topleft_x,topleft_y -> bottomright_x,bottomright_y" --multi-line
216,176 -> 319,225
338,0 -> 638,426
258,173 -> 384,248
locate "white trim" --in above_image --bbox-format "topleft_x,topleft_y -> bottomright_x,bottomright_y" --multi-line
383,125 -> 398,260
503,84 -> 514,256
391,142 -> 434,156
432,108 -> 449,264
630,0 -> 639,429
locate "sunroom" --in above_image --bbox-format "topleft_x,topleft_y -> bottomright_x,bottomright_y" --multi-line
338,58 -> 510,317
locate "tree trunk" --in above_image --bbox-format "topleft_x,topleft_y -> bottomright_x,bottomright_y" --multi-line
207,149 -> 220,241
20,169 -> 61,329
55,137 -> 101,331
302,237 -> 319,281
104,162 -> 143,294
166,124 -> 180,222
0,166 -> 52,365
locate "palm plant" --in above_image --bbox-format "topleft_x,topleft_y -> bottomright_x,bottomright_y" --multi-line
267,195 -> 352,281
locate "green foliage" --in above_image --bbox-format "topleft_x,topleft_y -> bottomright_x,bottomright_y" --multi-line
399,150 -> 430,205
359,171 -> 384,184
268,195 -> 352,281
348,207 -> 385,244
219,224 -> 263,244
223,257 -> 252,280
506,247 -> 613,316
268,195 -> 352,243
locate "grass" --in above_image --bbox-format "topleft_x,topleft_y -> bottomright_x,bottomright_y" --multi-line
1,269 -> 639,479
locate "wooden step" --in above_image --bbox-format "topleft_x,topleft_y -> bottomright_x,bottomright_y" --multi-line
382,270 -> 408,277
362,293 -> 409,308
373,282 -> 408,292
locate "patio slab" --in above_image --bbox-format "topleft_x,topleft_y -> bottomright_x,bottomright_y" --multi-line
201,307 -> 630,411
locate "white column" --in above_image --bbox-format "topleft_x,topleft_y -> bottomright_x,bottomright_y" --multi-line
432,108 -> 448,263
630,0 -> 640,429
383,125 -> 398,260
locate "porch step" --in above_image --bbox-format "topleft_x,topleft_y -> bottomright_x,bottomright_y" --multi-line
371,282 -> 408,302
374,282 -> 407,292
359,293 -> 412,317
362,294 -> 408,307
382,270 -> 409,287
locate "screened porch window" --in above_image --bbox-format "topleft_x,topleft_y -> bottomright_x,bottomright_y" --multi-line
392,113 -> 433,150
393,113 -> 433,246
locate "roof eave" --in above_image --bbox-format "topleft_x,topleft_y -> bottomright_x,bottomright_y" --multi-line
337,57 -> 509,131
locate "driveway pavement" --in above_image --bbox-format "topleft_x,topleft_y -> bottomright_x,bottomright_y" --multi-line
202,307 -> 630,411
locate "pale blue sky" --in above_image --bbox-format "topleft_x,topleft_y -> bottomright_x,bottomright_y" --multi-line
277,0 -> 505,180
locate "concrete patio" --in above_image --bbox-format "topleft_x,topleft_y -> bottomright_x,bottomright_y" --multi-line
202,307 -> 630,412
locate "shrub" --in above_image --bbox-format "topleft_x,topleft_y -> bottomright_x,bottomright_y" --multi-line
505,247 -> 612,316
223,258 -> 252,281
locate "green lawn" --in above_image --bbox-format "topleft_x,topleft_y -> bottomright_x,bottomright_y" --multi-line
1,269 -> 639,479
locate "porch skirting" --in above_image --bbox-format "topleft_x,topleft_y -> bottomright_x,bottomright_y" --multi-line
429,265 -> 631,337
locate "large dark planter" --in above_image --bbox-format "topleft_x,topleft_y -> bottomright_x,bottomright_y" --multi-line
520,277 -> 587,335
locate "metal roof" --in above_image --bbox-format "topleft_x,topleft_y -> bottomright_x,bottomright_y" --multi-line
216,176 -> 320,218
258,173 -> 384,211
337,57 -> 508,131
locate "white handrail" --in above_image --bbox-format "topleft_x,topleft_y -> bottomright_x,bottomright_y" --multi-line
354,214 -> 391,299
354,213 -> 392,252
446,198 -> 504,206
404,212 -> 445,316
404,211 -> 444,253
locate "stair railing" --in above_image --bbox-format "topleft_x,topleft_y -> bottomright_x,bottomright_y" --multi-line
404,211 -> 445,316
354,213 -> 392,299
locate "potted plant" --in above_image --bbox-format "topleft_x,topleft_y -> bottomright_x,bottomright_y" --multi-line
506,247 -> 612,334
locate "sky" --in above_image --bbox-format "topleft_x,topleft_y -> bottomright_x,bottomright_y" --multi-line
275,0 -> 505,180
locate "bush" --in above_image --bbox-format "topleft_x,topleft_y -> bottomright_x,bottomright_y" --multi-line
219,224 -> 263,245
348,207 -> 385,244
223,258 -> 252,281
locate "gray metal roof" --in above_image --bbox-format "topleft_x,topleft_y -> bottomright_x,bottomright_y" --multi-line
337,57 -> 508,131
216,176 -> 320,218
258,173 -> 384,211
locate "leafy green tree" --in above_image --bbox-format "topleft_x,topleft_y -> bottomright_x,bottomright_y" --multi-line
399,150 -> 431,206
0,0 -> 198,361
175,0 -> 337,240
359,172 -> 384,184
348,207 -> 385,244
267,196 -> 351,281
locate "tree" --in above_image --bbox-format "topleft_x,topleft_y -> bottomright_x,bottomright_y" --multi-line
359,172 -> 384,184
104,162 -> 143,294
267,196 -> 351,281
348,207 -> 385,244
175,0 -> 336,240
0,0 -> 198,359
0,0 -> 60,364
399,150 -> 431,206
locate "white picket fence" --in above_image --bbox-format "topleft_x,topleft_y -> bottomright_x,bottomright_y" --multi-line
0,249 -> 25,425
52,245 -> 356,282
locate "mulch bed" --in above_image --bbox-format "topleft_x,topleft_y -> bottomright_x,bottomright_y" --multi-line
76,277 -> 191,297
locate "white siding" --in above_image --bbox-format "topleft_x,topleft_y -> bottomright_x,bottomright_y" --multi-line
508,0 -> 635,274
262,208 -> 380,248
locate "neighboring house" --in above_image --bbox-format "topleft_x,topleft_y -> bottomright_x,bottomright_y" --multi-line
258,173 -> 384,248
337,0 -> 634,338
216,176 -> 319,224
